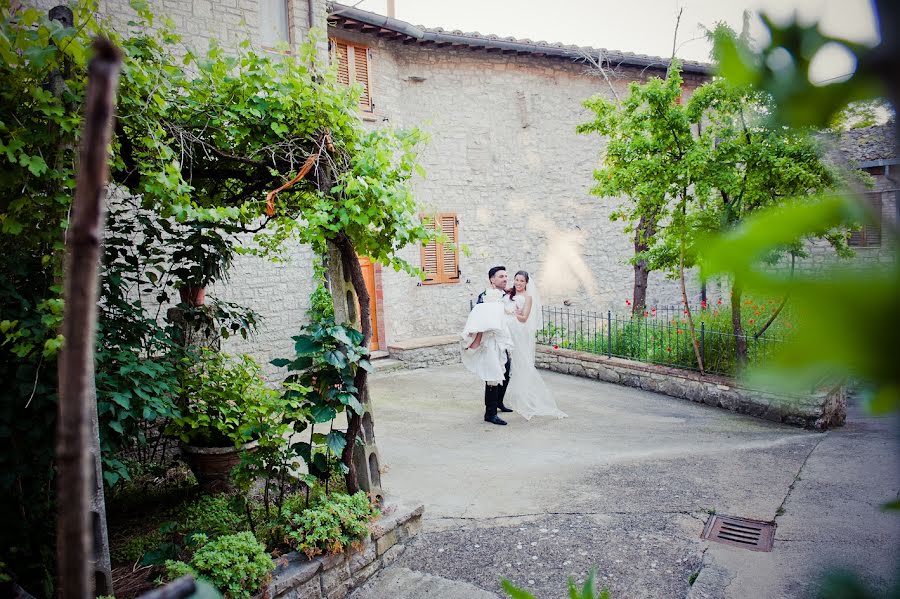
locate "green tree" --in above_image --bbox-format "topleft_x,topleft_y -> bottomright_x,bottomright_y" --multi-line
578,68 -> 691,315
580,31 -> 846,367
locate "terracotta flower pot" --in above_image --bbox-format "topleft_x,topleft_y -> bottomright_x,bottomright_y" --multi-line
181,440 -> 258,492
179,286 -> 206,306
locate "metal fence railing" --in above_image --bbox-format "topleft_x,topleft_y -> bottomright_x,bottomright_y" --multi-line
536,305 -> 789,377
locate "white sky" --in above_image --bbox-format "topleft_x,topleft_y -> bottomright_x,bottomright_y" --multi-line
350,0 -> 880,81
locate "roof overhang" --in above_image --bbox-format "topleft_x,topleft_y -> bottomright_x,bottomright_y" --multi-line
327,2 -> 713,76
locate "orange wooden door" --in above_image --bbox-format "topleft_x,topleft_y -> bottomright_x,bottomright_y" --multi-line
358,256 -> 379,350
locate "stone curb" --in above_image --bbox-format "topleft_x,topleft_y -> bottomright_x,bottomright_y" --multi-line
535,346 -> 845,430
260,499 -> 425,599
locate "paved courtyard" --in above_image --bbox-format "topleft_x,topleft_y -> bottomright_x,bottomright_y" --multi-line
361,364 -> 900,598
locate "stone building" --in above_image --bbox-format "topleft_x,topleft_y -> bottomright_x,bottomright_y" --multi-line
324,3 -> 712,349
36,2 -> 894,367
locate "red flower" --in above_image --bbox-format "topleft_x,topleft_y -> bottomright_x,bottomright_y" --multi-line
651,308 -> 657,314
625,299 -> 631,306
683,310 -> 689,315
643,311 -> 649,316
553,345 -> 559,349
717,299 -> 722,305
749,319 -> 755,325
700,300 -> 707,308
666,347 -> 671,352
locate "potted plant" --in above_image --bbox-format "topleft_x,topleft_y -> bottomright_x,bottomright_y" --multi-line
170,224 -> 235,306
168,349 -> 278,491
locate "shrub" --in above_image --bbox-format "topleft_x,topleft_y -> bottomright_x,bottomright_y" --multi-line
165,531 -> 272,599
286,492 -> 379,558
178,494 -> 247,538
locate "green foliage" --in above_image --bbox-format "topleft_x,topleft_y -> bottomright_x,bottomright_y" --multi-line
110,528 -> 164,565
275,318 -> 371,425
168,350 -> 279,447
710,17 -> 882,130
178,494 -> 248,538
579,33 -> 848,365
231,381 -> 315,547
829,99 -> 894,132
307,254 -> 335,321
286,492 -> 378,558
502,569 -> 609,599
0,0 -> 432,590
540,299 -> 793,376
165,532 -> 273,599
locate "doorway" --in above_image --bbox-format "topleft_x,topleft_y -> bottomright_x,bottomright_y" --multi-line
357,256 -> 380,350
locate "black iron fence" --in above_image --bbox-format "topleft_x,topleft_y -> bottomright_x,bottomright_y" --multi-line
536,305 -> 789,377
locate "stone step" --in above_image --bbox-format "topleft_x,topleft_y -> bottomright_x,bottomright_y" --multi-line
370,350 -> 390,360
350,566 -> 500,599
371,358 -> 405,374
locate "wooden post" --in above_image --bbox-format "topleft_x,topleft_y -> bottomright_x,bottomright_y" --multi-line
56,38 -> 122,599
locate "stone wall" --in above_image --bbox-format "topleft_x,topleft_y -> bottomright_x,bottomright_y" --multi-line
329,26 -> 710,344
387,335 -> 461,368
263,499 -> 424,599
535,345 -> 846,430
24,0 -> 326,379
28,0 -> 326,57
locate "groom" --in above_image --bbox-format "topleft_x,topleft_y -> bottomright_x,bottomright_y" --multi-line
476,265 -> 514,426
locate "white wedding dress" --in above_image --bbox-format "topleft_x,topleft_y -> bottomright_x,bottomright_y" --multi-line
504,292 -> 568,420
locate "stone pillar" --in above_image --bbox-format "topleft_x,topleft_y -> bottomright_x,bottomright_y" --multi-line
325,241 -> 383,500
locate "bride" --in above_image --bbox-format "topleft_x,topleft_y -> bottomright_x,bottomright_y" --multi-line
504,271 -> 567,420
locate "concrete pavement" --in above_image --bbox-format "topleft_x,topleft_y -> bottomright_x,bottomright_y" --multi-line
358,364 -> 899,598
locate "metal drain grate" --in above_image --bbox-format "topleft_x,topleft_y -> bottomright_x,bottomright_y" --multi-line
702,515 -> 775,552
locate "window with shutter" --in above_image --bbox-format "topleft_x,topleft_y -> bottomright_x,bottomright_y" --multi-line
330,38 -> 374,113
849,192 -> 883,248
420,213 -> 460,285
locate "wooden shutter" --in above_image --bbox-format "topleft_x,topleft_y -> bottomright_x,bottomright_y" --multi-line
353,46 -> 373,112
420,213 -> 459,285
420,218 -> 439,284
330,39 -> 373,113
439,214 -> 460,282
333,40 -> 350,85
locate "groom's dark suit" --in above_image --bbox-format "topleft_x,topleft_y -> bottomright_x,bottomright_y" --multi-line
476,289 -> 512,420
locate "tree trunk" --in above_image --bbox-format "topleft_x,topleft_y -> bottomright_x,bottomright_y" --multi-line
679,240 -> 704,375
57,38 -> 121,599
631,213 -> 655,315
332,232 -> 371,496
731,278 -> 748,367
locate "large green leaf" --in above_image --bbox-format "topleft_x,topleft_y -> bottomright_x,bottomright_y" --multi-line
311,404 -> 337,424
294,335 -> 321,356
323,350 -> 348,369
325,430 -> 347,455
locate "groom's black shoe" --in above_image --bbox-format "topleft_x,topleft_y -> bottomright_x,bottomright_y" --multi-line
485,415 -> 508,425
498,404 -> 513,413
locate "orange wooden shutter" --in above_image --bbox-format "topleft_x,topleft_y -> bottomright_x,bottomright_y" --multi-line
353,46 -> 373,112
420,213 -> 459,284
439,214 -> 459,282
420,217 -> 438,284
333,40 -> 350,85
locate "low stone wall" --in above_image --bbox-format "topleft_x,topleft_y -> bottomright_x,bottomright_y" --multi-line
535,345 -> 846,430
262,499 -> 424,599
387,334 -> 460,368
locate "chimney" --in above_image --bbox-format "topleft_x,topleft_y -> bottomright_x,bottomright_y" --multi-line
387,0 -> 396,18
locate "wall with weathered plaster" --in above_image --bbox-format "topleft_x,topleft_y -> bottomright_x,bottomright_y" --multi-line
332,28 -> 710,343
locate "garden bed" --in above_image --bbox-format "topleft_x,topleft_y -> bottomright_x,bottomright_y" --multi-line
261,499 -> 423,599
535,345 -> 845,430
